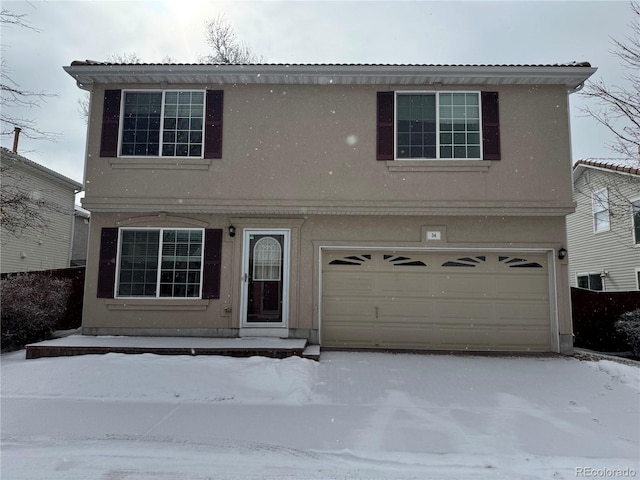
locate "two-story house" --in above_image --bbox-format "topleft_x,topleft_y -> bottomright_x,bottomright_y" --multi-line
1,146 -> 82,273
64,61 -> 596,354
567,158 -> 640,291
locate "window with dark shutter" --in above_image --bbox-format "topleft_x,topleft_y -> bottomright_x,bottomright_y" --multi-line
100,90 -> 121,158
97,228 -> 118,298
202,229 -> 223,299
481,92 -> 501,161
205,90 -> 224,159
377,92 -> 394,160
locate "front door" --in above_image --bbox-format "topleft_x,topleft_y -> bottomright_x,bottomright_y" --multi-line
241,229 -> 289,328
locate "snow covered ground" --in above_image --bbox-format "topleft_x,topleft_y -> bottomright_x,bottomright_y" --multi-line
1,349 -> 639,479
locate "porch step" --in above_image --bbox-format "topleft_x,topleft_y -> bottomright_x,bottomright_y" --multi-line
302,344 -> 321,361
25,335 -> 309,360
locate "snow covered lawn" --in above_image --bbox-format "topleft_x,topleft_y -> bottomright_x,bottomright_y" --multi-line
2,350 -> 639,479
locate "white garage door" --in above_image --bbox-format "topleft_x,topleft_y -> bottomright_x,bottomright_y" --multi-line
321,251 -> 552,352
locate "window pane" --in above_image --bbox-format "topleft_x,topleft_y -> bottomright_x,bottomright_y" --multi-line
117,230 -> 159,297
467,146 -> 480,158
253,237 -> 282,281
438,92 -> 480,160
577,276 -> 589,289
593,189 -> 610,231
396,94 -> 436,159
159,229 -> 204,298
161,91 -> 205,158
589,274 -> 603,291
633,201 -> 640,244
121,93 -> 162,157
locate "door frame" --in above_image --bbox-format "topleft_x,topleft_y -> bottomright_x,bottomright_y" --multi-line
240,228 -> 291,334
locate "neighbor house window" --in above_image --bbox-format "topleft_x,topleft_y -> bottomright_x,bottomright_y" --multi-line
633,199 -> 640,244
120,91 -> 205,157
577,273 -> 603,291
396,92 -> 481,159
117,228 -> 204,298
593,188 -> 610,232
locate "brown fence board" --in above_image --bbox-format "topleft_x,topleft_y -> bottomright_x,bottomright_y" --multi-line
571,287 -> 640,352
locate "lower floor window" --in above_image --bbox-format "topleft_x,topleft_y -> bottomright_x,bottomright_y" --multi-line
577,273 -> 603,291
117,228 -> 204,298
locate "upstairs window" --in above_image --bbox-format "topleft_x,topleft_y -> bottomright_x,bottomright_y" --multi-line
593,188 -> 610,232
121,91 -> 204,157
377,91 -> 499,161
633,199 -> 640,244
396,92 -> 481,159
100,90 -> 223,160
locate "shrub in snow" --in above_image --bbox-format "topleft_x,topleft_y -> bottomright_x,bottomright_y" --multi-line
615,309 -> 640,357
1,273 -> 72,351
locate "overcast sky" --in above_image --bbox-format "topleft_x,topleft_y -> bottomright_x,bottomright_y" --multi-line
0,0 -> 634,184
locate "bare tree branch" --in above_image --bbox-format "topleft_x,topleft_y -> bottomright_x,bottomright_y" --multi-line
200,14 -> 263,64
580,1 -> 640,158
0,9 -> 39,31
0,9 -> 59,142
0,163 -> 68,239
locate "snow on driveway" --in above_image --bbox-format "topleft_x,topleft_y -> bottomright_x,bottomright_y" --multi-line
1,350 -> 638,479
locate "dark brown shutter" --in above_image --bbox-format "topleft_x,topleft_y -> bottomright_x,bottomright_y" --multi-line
97,228 -> 118,298
202,229 -> 223,299
482,92 -> 501,161
204,90 -> 224,159
100,90 -> 121,158
377,91 -> 394,160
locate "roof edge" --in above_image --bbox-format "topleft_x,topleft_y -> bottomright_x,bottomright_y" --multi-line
0,147 -> 83,190
64,62 -> 597,89
573,158 -> 640,177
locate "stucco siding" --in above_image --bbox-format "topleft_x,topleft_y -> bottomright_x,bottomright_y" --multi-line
567,168 -> 640,291
81,84 -> 574,215
67,64 -> 591,353
82,211 -> 572,352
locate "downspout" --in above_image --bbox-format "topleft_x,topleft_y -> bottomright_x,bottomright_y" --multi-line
562,78 -> 588,354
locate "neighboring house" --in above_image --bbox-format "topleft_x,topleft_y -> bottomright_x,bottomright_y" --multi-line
0,147 -> 83,273
71,206 -> 90,267
567,158 -> 640,291
64,61 -> 596,354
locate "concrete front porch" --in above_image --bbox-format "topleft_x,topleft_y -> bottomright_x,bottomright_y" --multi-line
25,335 -> 320,360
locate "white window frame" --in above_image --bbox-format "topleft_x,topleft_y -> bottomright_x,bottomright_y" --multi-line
118,89 -> 206,159
631,196 -> 640,246
576,272 -> 604,291
115,227 -> 205,299
592,188 -> 610,233
394,91 -> 483,161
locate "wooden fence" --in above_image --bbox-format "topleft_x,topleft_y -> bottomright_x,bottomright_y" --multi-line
571,287 -> 640,352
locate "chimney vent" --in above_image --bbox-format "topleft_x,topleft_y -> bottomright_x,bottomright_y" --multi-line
12,127 -> 21,153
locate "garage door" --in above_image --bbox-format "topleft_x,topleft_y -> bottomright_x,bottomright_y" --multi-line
321,251 -> 552,352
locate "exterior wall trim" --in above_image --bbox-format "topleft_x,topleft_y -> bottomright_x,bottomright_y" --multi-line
82,199 -> 576,217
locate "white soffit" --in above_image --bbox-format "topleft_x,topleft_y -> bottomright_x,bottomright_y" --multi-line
63,63 -> 597,90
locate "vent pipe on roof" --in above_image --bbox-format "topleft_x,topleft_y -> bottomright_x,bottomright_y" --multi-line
12,127 -> 21,153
